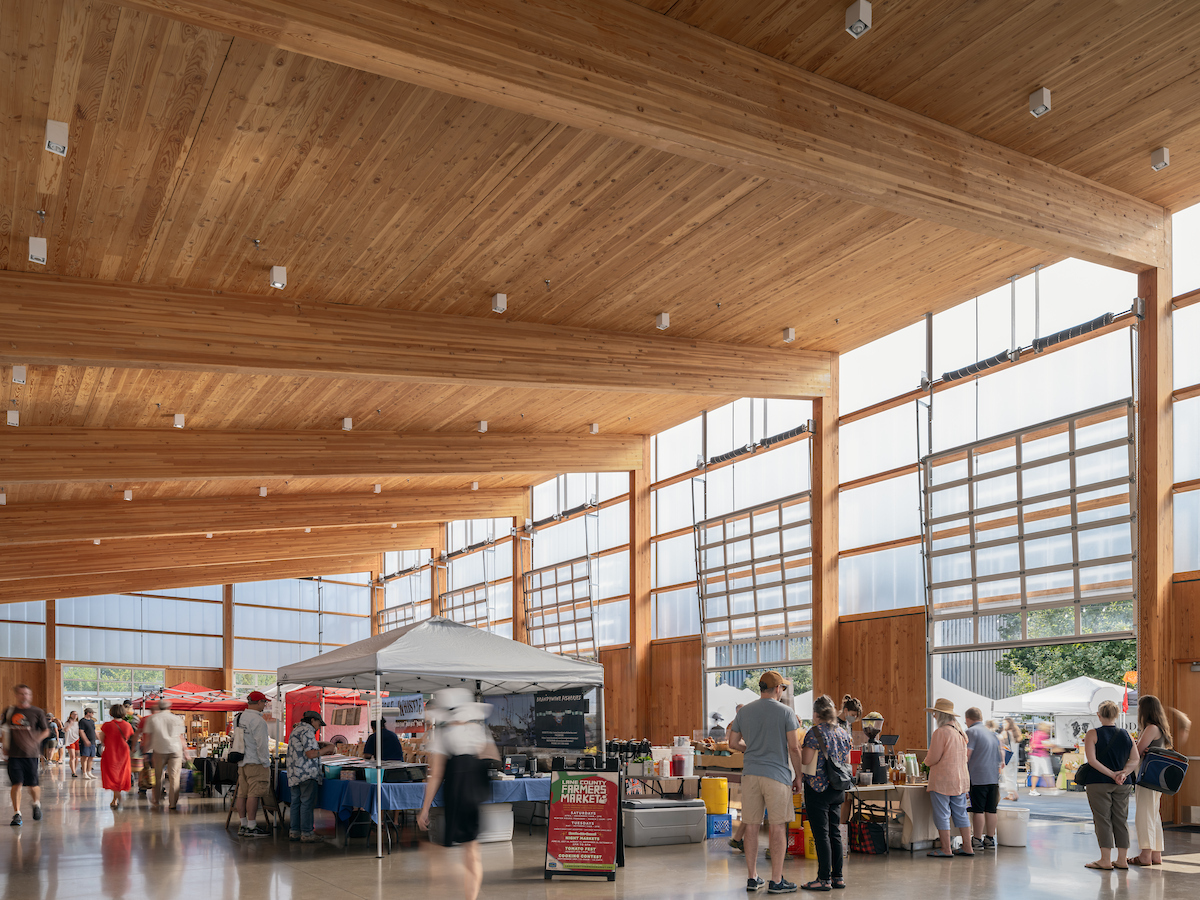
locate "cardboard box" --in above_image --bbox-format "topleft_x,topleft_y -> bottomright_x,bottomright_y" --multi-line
697,752 -> 744,769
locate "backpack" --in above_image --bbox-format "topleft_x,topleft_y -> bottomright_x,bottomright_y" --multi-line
815,724 -> 854,792
227,713 -> 246,764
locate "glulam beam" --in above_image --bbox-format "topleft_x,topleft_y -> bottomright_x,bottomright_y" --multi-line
0,488 -> 528,546
0,427 -> 643,484
0,272 -> 831,399
114,0 -> 1165,270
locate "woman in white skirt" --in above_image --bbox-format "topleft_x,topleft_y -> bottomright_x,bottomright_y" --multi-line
998,718 -> 1022,801
1130,695 -> 1172,866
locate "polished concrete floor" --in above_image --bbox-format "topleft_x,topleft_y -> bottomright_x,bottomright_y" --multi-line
3,764 -> 1198,900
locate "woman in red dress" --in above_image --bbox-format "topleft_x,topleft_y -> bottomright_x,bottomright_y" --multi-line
99,704 -> 134,809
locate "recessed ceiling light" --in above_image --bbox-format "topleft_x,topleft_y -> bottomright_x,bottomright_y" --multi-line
269,265 -> 287,289
845,0 -> 871,38
1029,87 -> 1051,118
1151,147 -> 1170,172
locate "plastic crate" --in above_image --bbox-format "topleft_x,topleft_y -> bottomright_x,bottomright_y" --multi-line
706,813 -> 732,838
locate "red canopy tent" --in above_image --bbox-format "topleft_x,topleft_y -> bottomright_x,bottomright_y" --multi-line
132,681 -> 247,712
283,686 -> 367,741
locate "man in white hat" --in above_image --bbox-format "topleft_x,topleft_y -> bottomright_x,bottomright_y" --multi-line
141,698 -> 186,810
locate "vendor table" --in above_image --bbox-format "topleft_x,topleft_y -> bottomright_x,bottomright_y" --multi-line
847,784 -> 939,851
624,774 -> 701,800
195,758 -> 240,801
275,772 -> 551,850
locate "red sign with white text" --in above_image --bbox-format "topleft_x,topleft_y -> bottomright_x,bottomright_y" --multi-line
545,771 -> 619,875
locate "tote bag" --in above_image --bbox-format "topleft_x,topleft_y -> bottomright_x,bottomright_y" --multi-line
1137,748 -> 1188,795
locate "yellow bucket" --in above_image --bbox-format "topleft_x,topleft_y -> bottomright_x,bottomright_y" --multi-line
803,821 -> 818,859
700,777 -> 729,815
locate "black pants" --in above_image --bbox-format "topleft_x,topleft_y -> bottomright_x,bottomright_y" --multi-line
804,784 -> 845,881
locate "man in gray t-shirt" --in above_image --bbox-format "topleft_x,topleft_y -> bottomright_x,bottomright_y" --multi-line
964,708 -> 1003,849
727,671 -> 803,893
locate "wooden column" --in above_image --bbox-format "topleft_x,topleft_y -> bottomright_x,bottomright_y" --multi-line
222,584 -> 235,693
629,436 -> 653,738
512,516 -> 531,644
812,357 -> 840,696
1136,232 -> 1173,708
44,599 -> 60,718
431,525 -> 448,619
370,553 -> 384,636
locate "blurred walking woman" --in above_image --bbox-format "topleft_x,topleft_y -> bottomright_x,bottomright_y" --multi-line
999,718 -> 1021,801
63,711 -> 81,777
1083,700 -> 1139,870
99,705 -> 135,809
418,689 -> 500,900
1131,695 -> 1173,866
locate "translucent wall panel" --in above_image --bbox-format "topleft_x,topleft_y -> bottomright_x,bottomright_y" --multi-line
141,597 -> 222,635
326,572 -> 371,584
384,549 -> 433,575
56,626 -> 219,667
839,544 -> 924,615
598,502 -> 629,550
840,475 -> 921,550
654,480 -> 695,534
447,519 -> 509,553
703,440 -> 810,520
599,550 -> 630,599
317,581 -> 371,614
532,517 -> 589,569
234,638 -> 308,671
0,623 -> 44,659
842,319 -> 926,414
1175,202 -> 1200,296
1177,490 -> 1200,574
654,416 -> 704,482
1176,397 -> 1200,484
524,558 -> 594,656
652,587 -> 700,639
149,585 -> 223,601
236,605 -> 320,643
235,579 -> 308,609
653,533 -> 697,588
841,405 -> 919,482
597,599 -> 630,647
533,479 -> 558,520
1177,304 -> 1200,390
0,601 -> 45,622
384,570 -> 431,609
56,595 -> 220,634
317,615 -> 371,645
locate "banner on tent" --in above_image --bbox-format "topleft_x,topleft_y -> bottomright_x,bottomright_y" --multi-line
382,694 -> 426,733
545,770 -> 619,880
1054,715 -> 1135,749
534,690 -> 587,750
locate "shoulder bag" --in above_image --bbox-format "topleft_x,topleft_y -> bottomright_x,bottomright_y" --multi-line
1137,747 -> 1189,795
815,724 -> 854,792
226,713 -> 246,764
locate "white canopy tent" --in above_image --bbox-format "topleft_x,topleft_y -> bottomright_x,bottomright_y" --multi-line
277,617 -> 605,858
991,676 -> 1124,717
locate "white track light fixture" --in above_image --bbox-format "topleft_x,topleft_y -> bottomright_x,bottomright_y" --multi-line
0,494 -> 6,506
1029,87 -> 1051,117
173,413 -> 185,428
12,366 -> 26,385
28,236 -> 47,265
471,482 -> 479,491
305,527 -> 311,533
269,265 -> 287,289
6,411 -> 18,427
1151,147 -> 1170,172
783,327 -> 796,343
478,420 -> 488,433
374,484 -> 382,493
492,293 -> 507,313
845,0 -> 871,38
342,417 -> 353,431
45,120 -> 68,156
93,539 -> 100,545
206,533 -> 213,538
655,312 -> 670,330
124,490 -> 132,501
590,423 -> 600,435
259,487 -> 268,497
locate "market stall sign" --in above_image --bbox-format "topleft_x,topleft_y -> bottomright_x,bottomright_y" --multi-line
545,770 -> 618,881
534,690 -> 586,750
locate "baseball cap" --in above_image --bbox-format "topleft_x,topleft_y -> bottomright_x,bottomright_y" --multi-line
246,691 -> 268,703
156,699 -> 172,710
758,670 -> 790,691
301,710 -> 327,727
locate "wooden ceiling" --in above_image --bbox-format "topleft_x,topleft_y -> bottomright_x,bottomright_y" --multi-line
0,0 -> 1194,599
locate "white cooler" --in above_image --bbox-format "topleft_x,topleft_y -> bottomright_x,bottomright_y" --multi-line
622,798 -> 706,847
428,803 -> 515,844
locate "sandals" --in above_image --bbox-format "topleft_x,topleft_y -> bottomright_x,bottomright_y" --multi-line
1084,862 -> 1113,870
830,878 -> 846,890
1127,859 -> 1153,867
927,850 -> 954,858
953,848 -> 975,857
800,881 -> 831,892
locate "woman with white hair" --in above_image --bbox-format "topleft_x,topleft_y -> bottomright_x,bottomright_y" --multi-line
923,698 -> 973,858
417,688 -> 500,900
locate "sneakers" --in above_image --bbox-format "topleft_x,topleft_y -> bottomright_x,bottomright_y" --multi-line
971,837 -> 984,851
9,813 -> 21,826
729,838 -> 745,852
1028,790 -> 1040,796
31,803 -> 41,821
290,831 -> 301,841
238,824 -> 271,838
983,836 -> 996,850
300,833 -> 321,843
747,876 -> 765,892
769,880 -> 798,894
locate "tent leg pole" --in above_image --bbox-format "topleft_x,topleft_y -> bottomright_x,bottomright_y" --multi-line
376,672 -> 383,860
597,686 -> 606,765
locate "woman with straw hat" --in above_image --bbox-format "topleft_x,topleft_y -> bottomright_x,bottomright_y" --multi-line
923,698 -> 973,858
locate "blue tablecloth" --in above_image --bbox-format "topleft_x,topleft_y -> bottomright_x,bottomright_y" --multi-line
276,772 -> 550,823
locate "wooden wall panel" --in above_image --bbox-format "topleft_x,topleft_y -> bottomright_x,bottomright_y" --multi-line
599,645 -> 635,741
837,610 -> 927,753
1173,578 -> 1200,660
647,637 -> 703,746
0,660 -> 49,714
164,668 -> 223,691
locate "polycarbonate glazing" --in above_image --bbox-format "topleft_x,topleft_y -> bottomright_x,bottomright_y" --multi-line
839,542 -> 924,615
234,638 -> 307,672
597,598 -> 630,646
841,404 -> 920,482
57,595 -> 221,635
841,319 -> 926,414
924,400 -> 1136,650
57,626 -> 220,668
0,623 -> 44,660
695,491 -> 813,672
839,474 -> 921,550
524,557 -> 596,657
1175,396 -> 1200,484
653,586 -> 701,639
1176,490 -> 1199,574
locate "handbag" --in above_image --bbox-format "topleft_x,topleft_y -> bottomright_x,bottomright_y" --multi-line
848,809 -> 888,854
1137,748 -> 1188,795
815,725 -> 853,792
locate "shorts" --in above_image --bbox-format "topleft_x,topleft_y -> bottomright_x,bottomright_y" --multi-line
6,757 -> 40,787
968,783 -> 999,814
929,791 -> 969,830
67,741 -> 78,751
80,744 -> 96,758
741,774 -> 795,827
1030,756 -> 1054,778
236,763 -> 270,800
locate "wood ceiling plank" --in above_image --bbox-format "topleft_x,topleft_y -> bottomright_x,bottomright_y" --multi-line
0,523 -> 440,581
0,271 -> 832,397
0,426 -> 645,484
113,0 -> 1166,270
0,553 -> 379,604
0,488 -> 529,545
